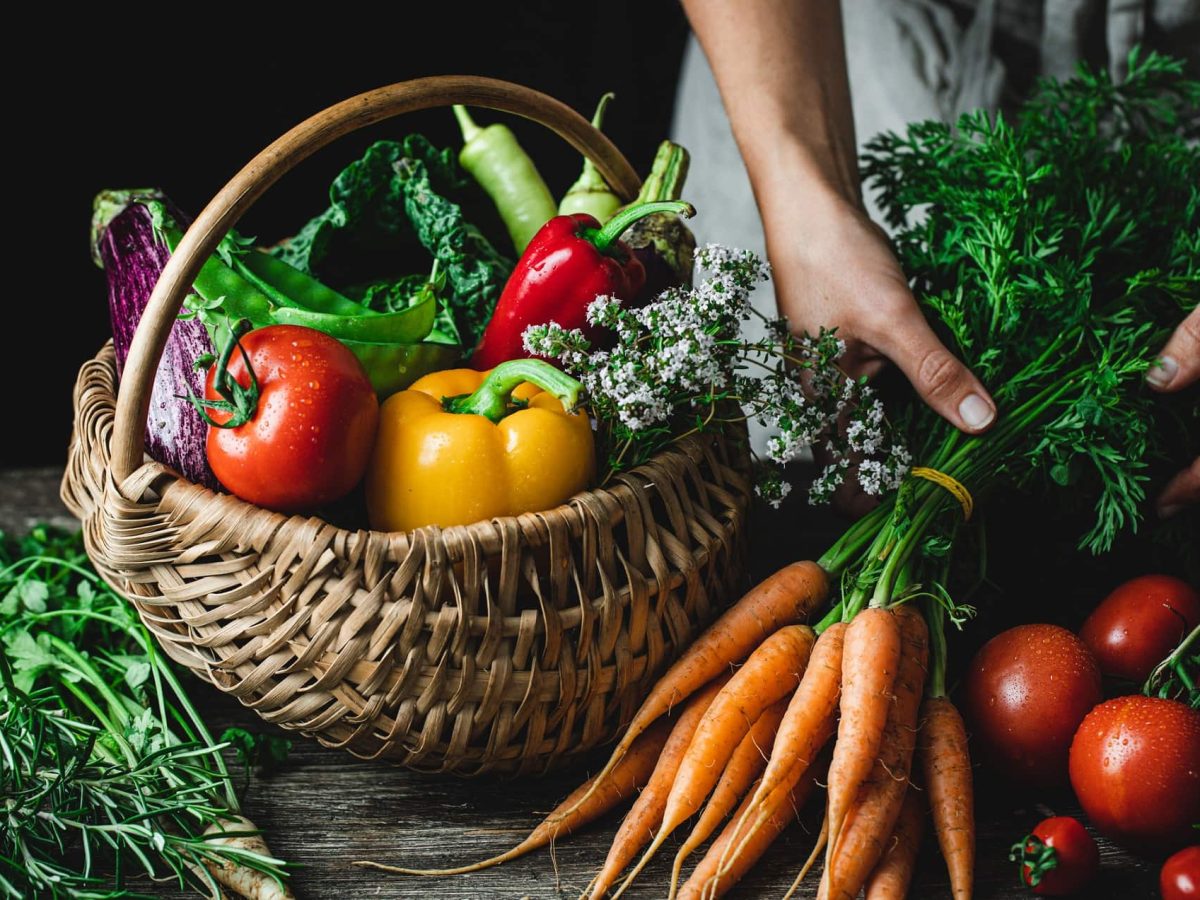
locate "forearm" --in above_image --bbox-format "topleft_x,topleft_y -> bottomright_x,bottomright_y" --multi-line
681,0 -> 861,214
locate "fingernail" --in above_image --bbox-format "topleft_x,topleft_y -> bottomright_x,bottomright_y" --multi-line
1146,356 -> 1178,388
958,393 -> 995,430
1158,504 -> 1182,519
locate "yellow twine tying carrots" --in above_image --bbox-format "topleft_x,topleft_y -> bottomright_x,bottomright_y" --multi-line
910,467 -> 974,521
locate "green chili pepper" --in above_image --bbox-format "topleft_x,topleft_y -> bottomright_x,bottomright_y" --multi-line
452,104 -> 557,253
558,93 -> 623,222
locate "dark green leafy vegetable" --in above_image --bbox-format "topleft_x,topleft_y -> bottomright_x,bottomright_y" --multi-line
0,526 -> 292,899
275,136 -> 511,350
274,136 -> 464,274
394,156 -> 512,347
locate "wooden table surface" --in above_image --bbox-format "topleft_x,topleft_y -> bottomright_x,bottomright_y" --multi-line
0,467 -> 1164,899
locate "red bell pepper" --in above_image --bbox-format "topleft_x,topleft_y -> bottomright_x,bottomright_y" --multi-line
470,199 -> 694,369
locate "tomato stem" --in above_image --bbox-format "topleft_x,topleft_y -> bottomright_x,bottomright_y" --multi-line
181,319 -> 261,429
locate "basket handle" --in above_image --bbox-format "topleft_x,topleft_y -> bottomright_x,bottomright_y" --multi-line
110,75 -> 642,484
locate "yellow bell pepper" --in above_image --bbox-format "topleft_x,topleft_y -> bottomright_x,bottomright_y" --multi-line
366,359 -> 595,532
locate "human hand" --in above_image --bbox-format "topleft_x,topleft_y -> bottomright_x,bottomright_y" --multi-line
1146,304 -> 1200,518
763,192 -> 997,433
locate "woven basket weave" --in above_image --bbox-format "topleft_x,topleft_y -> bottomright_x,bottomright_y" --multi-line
61,76 -> 753,775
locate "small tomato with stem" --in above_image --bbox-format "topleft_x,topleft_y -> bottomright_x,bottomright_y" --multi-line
1010,816 -> 1099,896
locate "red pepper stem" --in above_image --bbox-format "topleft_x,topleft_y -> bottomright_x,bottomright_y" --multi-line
588,200 -> 695,254
445,359 -> 583,423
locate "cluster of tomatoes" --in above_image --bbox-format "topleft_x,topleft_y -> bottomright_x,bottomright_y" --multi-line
961,574 -> 1199,897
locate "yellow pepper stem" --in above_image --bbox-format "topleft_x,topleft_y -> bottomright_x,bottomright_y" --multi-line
445,359 -> 583,423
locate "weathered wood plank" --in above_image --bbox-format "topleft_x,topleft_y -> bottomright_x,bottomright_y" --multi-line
2,467 -> 1160,898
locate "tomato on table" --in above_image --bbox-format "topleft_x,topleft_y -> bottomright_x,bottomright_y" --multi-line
1080,574 -> 1200,684
1162,846 -> 1200,900
198,323 -> 379,512
963,624 -> 1102,786
1010,816 -> 1099,896
1069,695 -> 1200,852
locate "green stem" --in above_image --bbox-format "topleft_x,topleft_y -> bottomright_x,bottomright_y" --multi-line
588,200 -> 695,253
573,93 -> 615,191
635,141 -> 691,204
815,600 -> 845,634
183,319 -> 260,429
817,500 -> 893,573
1144,622 -> 1200,704
445,359 -> 582,423
47,636 -> 132,731
452,104 -> 482,143
871,489 -> 952,608
926,596 -> 949,698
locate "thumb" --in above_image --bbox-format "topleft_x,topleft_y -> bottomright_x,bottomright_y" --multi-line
875,311 -> 996,434
1147,305 -> 1200,392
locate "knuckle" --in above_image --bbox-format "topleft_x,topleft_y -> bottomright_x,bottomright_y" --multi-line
1179,310 -> 1200,348
916,348 -> 963,400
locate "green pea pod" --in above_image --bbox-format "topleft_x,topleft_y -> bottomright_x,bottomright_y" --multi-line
236,249 -> 373,317
270,293 -> 435,344
453,105 -> 557,253
341,339 -> 461,397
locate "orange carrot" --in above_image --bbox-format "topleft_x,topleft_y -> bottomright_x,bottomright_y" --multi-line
714,624 -> 844,885
824,607 -> 902,863
355,718 -> 672,876
825,604 -> 929,900
668,699 -> 789,895
678,771 -> 818,900
744,622 -> 846,815
555,562 -> 829,827
586,676 -> 728,900
864,790 -> 924,899
920,695 -> 974,900
616,625 -> 816,896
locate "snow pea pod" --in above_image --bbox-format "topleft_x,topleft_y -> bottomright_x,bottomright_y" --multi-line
237,249 -> 371,317
340,338 -> 460,397
270,294 -> 435,344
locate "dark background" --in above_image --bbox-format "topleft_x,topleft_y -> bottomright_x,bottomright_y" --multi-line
8,5 -> 690,468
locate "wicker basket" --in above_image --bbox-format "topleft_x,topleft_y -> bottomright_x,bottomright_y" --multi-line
61,76 -> 753,776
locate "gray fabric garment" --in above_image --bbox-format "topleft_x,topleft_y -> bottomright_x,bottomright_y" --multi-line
671,0 -> 1197,452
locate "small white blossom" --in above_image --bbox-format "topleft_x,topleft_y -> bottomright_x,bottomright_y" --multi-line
515,244 -> 908,503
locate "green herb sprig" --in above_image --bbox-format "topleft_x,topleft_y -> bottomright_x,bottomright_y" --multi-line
0,527 -> 291,899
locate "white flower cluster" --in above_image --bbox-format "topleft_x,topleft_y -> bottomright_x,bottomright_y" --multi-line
521,244 -> 910,504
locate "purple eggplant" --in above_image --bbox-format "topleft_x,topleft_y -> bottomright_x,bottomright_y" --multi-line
91,190 -> 218,488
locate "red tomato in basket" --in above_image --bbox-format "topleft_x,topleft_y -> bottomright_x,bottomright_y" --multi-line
1080,574 -> 1200,685
203,325 -> 378,512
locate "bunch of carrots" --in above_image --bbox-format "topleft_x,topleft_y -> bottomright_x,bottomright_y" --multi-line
360,559 -> 973,899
